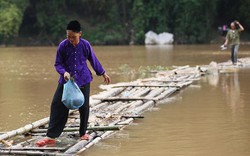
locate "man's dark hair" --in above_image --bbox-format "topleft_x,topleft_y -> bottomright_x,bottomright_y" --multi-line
66,20 -> 81,32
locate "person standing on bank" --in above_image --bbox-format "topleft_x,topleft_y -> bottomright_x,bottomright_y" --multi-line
222,20 -> 244,65
36,20 -> 111,147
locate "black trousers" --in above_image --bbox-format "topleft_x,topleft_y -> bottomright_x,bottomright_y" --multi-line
46,83 -> 90,138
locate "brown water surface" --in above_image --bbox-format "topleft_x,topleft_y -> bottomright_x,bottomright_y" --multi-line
0,45 -> 250,156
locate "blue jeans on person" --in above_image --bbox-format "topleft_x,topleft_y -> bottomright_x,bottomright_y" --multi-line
46,83 -> 90,138
231,44 -> 239,64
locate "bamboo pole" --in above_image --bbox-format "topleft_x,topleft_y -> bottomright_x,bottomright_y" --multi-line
93,97 -> 159,102
1,147 -> 66,151
133,101 -> 155,114
0,150 -> 70,156
116,118 -> 134,125
153,88 -> 177,101
64,132 -> 97,155
140,78 -> 200,83
0,117 -> 49,143
121,115 -> 144,119
31,125 -> 122,133
111,84 -> 181,88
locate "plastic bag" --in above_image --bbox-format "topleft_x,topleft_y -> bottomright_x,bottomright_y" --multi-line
62,79 -> 85,110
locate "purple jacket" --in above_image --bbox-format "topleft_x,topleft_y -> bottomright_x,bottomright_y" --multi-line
54,38 -> 105,87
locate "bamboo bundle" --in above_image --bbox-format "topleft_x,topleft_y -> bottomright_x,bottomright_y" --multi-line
114,102 -> 133,114
90,87 -> 132,111
101,87 -> 151,113
102,101 -> 123,112
121,87 -> 140,97
129,87 -> 151,97
133,101 -> 155,114
90,87 -> 126,107
154,87 -> 177,101
128,88 -> 169,114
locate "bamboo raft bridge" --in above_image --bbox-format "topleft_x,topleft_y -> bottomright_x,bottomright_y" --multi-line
1,57 -> 250,155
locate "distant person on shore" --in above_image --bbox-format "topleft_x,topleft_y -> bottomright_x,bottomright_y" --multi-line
36,20 -> 111,147
222,20 -> 244,65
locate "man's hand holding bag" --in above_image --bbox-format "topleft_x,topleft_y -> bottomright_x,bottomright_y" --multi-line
62,78 -> 84,109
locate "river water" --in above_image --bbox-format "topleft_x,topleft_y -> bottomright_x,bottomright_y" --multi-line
0,45 -> 250,156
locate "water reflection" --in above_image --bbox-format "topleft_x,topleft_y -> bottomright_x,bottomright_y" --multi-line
206,66 -> 243,116
145,45 -> 174,67
221,71 -> 242,115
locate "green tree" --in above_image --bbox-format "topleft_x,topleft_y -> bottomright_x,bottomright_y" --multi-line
174,0 -> 217,43
0,0 -> 28,43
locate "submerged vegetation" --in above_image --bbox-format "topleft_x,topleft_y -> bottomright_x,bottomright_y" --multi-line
0,0 -> 249,46
118,64 -> 171,80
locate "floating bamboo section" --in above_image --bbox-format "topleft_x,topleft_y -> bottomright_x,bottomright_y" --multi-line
1,57 -> 250,155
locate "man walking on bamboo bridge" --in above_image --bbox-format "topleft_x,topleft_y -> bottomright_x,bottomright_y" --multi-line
36,20 -> 111,147
222,20 -> 244,65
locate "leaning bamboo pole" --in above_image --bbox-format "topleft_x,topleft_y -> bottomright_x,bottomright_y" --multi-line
0,117 -> 49,143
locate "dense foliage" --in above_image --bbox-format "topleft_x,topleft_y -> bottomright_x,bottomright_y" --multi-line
0,0 -> 249,46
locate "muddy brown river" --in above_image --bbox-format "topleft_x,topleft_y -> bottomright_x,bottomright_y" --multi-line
0,45 -> 250,156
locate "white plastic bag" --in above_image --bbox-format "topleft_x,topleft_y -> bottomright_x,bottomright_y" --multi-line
62,79 -> 84,110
